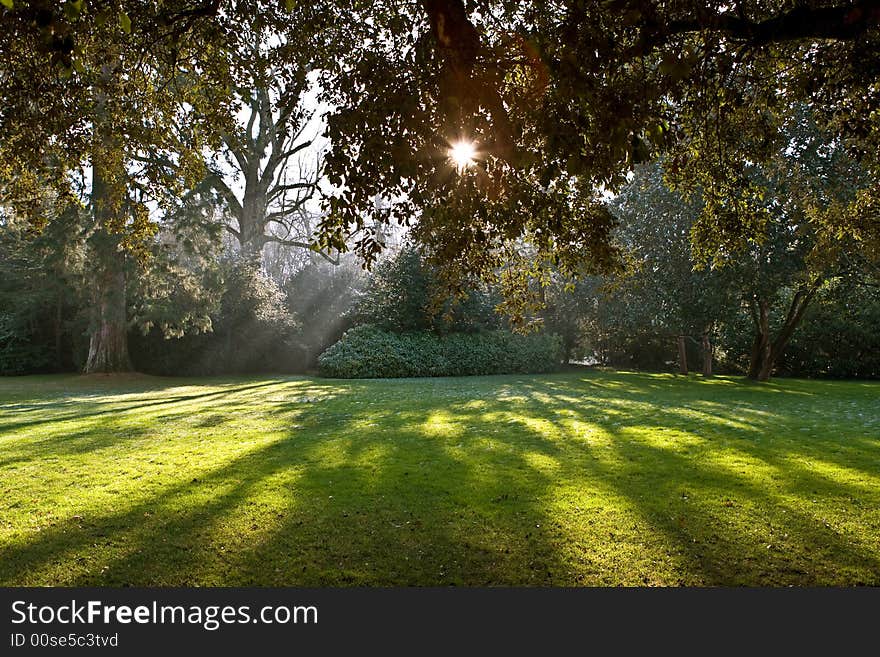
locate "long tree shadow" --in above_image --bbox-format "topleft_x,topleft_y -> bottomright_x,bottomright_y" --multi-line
1,372 -> 877,586
0,400 -> 570,585
0,380 -> 285,434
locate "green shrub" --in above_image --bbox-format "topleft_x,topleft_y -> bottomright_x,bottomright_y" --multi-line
318,325 -> 563,378
357,245 -> 502,334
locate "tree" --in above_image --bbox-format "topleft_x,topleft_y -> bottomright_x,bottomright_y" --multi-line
357,244 -> 502,334
725,113 -> 871,381
609,163 -> 735,375
0,197 -> 86,373
540,275 -> 602,364
781,276 -> 880,378
5,1 -> 880,326
199,24 -> 328,260
317,1 -> 880,291
0,2 -> 240,372
595,112 -> 873,381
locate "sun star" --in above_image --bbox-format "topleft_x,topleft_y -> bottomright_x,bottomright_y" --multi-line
449,140 -> 477,170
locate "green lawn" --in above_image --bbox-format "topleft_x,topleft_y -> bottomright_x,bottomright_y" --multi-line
1,370 -> 878,586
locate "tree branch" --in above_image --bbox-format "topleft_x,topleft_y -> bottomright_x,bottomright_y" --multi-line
653,1 -> 880,47
268,181 -> 316,203
206,172 -> 243,217
221,133 -> 250,175
420,0 -> 517,160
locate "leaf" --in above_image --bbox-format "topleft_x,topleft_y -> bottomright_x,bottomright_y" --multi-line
119,11 -> 131,33
0,0 -> 13,9
64,0 -> 82,20
285,0 -> 296,11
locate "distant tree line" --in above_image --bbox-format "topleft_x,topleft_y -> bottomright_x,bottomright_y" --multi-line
2,194 -> 878,379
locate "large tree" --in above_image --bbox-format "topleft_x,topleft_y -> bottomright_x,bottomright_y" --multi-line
209,84 -> 321,258
609,163 -> 736,375
0,1 -> 340,372
194,22 -> 330,261
600,112 -> 872,381
0,2 -> 240,372
318,1 -> 880,285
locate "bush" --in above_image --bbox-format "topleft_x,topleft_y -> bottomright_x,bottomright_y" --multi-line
318,325 -> 563,378
130,258 -> 303,375
358,245 -> 502,335
778,283 -> 880,379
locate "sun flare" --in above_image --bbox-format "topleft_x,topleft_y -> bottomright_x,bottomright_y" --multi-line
449,140 -> 477,170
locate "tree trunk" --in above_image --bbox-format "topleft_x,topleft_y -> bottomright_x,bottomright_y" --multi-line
756,352 -> 775,382
756,286 -> 819,382
701,332 -> 713,377
238,189 -> 268,262
84,56 -> 132,374
84,177 -> 131,374
84,238 -> 131,373
748,287 -> 819,382
677,335 -> 688,374
747,299 -> 771,381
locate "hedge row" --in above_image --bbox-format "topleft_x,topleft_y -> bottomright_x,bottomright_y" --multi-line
317,325 -> 563,378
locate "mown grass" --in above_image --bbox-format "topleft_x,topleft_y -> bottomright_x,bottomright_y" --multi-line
0,370 -> 878,586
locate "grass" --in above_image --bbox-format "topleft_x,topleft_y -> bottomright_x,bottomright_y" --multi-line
0,369 -> 878,586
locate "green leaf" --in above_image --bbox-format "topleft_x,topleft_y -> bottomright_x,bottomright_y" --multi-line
284,0 -> 295,11
64,0 -> 82,20
119,11 -> 131,33
0,0 -> 13,10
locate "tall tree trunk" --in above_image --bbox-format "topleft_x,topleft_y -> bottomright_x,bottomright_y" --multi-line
748,287 -> 819,382
84,234 -> 131,373
677,335 -> 688,374
756,353 -> 774,382
84,56 -> 132,374
747,298 -> 771,381
701,332 -> 713,377
238,188 -> 268,262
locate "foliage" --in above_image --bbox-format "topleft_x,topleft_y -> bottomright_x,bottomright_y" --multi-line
610,163 -> 735,336
128,209 -> 225,341
540,275 -> 602,362
130,257 -> 300,375
585,111 -> 874,380
316,1 -> 880,295
284,255 -> 365,368
3,3 -> 880,378
0,199 -> 86,374
716,279 -> 880,379
783,280 -> 880,378
357,245 -> 502,334
4,2 -> 880,305
0,0 -> 240,225
317,324 -> 563,378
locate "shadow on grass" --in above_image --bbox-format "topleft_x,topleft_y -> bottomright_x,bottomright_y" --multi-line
0,371 -> 878,586
0,380 -> 284,434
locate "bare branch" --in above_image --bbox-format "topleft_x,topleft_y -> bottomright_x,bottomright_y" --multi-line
268,181 -> 317,203
205,172 -> 243,217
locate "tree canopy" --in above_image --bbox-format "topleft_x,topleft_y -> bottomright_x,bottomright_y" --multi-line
4,1 -> 878,269
317,0 -> 880,280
